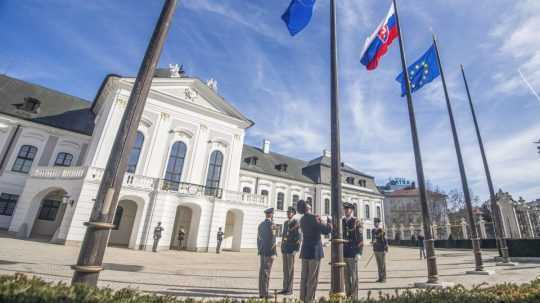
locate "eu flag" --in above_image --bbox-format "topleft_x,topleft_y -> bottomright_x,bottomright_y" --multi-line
282,0 -> 316,36
396,44 -> 440,97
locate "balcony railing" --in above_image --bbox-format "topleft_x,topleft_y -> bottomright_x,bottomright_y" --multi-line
32,166 -> 87,179
159,179 -> 223,198
222,190 -> 268,206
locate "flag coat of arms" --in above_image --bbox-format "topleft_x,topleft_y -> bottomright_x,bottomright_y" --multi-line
360,4 -> 399,70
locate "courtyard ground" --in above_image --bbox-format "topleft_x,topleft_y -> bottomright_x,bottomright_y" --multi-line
0,235 -> 539,300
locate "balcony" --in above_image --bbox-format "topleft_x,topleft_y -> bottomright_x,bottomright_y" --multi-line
222,190 -> 269,206
159,179 -> 223,198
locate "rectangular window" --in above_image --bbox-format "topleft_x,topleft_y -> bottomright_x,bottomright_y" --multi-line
12,145 -> 38,174
54,152 -> 73,167
0,193 -> 19,216
275,224 -> 283,237
366,229 -> 372,240
37,200 -> 61,221
277,192 -> 285,210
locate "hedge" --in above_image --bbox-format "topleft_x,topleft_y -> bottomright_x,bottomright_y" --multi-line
1,273 -> 540,303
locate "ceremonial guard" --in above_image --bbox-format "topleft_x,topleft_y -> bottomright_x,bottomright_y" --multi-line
371,218 -> 388,282
177,228 -> 185,250
279,207 -> 301,295
216,227 -> 224,254
152,222 -> 164,252
297,200 -> 332,303
417,233 -> 425,259
257,208 -> 277,298
342,202 -> 363,299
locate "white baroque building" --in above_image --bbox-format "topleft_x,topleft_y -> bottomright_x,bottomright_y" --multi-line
0,69 -> 384,252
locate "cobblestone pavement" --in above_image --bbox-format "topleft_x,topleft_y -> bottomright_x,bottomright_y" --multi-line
0,235 -> 539,300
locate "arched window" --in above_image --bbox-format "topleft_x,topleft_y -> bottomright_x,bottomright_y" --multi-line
292,194 -> 300,209
306,197 -> 313,206
277,192 -> 285,210
12,145 -> 38,173
376,206 -> 381,219
242,187 -> 251,193
127,131 -> 144,173
54,152 -> 73,167
261,190 -> 269,196
324,198 -> 330,215
164,141 -> 187,190
365,204 -> 370,219
113,206 -> 124,230
205,150 -> 224,196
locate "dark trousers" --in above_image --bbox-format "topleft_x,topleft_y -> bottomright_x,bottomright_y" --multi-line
259,255 -> 274,297
282,253 -> 295,293
300,259 -> 320,303
152,237 -> 160,252
374,251 -> 386,281
419,246 -> 426,259
344,257 -> 358,299
216,240 -> 222,253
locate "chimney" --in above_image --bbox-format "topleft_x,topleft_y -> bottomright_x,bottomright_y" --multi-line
323,149 -> 331,157
262,139 -> 271,154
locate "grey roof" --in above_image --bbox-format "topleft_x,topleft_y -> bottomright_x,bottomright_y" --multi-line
0,74 -> 94,135
241,144 -> 375,184
241,145 -> 314,183
306,155 -> 374,178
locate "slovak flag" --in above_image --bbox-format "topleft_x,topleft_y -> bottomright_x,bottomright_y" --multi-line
360,4 -> 399,70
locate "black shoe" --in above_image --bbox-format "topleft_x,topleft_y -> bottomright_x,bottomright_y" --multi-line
277,290 -> 288,295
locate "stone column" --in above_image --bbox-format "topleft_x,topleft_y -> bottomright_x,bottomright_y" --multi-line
478,218 -> 487,239
409,223 -> 415,239
390,224 -> 396,240
461,218 -> 468,239
399,224 -> 405,240
445,223 -> 451,239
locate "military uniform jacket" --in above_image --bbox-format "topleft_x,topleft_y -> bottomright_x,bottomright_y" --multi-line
257,219 -> 277,257
342,217 -> 363,258
153,226 -> 164,239
299,213 -> 332,260
217,231 -> 224,241
281,218 -> 301,254
371,227 -> 388,252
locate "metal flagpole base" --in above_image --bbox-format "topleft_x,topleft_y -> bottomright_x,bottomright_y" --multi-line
466,270 -> 495,275
414,281 -> 455,289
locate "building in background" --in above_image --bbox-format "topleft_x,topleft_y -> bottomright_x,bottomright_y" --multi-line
0,69 -> 383,251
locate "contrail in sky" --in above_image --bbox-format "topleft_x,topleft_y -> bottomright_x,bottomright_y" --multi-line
518,68 -> 540,103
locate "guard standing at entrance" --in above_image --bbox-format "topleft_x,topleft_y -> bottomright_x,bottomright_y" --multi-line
152,222 -> 164,252
257,207 -> 276,299
216,227 -> 224,254
177,228 -> 185,250
371,218 -> 388,282
279,207 -> 300,295
342,202 -> 363,299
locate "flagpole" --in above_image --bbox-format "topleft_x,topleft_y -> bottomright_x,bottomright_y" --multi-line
329,0 -> 346,298
392,0 -> 439,285
432,34 -> 487,274
72,0 -> 177,285
460,65 -> 512,264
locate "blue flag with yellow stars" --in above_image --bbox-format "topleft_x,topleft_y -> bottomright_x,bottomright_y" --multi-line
396,44 -> 440,97
282,0 -> 316,36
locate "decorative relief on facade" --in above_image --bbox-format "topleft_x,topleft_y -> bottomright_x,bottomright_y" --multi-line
170,128 -> 194,140
184,88 -> 198,101
115,96 -> 128,107
160,112 -> 170,120
140,117 -> 153,128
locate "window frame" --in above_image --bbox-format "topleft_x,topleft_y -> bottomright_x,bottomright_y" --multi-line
126,131 -> 145,174
242,187 -> 251,193
12,145 -> 38,174
0,193 -> 19,216
54,152 -> 74,167
113,206 -> 124,230
37,199 -> 61,221
163,141 -> 187,189
364,204 -> 371,219
276,192 -> 285,210
324,198 -> 330,215
205,150 -> 224,195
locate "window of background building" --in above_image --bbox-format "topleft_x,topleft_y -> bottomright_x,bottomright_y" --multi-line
365,204 -> 370,219
127,131 -> 144,173
54,152 -> 73,167
164,141 -> 187,189
113,206 -> 123,230
324,198 -> 330,215
277,192 -> 285,210
242,187 -> 251,193
12,145 -> 37,173
261,190 -> 269,203
306,197 -> 313,206
37,200 -> 61,221
376,206 -> 381,219
0,193 -> 18,216
366,229 -> 372,239
275,224 -> 283,237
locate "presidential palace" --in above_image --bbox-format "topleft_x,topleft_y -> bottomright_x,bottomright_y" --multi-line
0,66 -> 384,251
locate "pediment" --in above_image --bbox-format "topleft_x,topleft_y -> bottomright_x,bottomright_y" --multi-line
152,86 -> 226,115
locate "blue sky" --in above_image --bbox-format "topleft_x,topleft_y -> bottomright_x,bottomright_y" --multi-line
1,0 -> 539,201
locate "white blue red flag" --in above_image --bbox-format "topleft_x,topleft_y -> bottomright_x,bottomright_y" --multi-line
360,4 -> 399,70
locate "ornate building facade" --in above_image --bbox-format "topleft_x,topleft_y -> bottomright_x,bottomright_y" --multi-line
0,69 -> 384,251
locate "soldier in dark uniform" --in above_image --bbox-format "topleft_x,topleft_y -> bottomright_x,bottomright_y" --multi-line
279,207 -> 300,295
152,222 -> 164,252
257,207 -> 276,298
342,202 -> 363,299
417,233 -> 425,259
177,228 -> 185,250
216,227 -> 224,254
371,218 -> 388,282
297,200 -> 332,303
